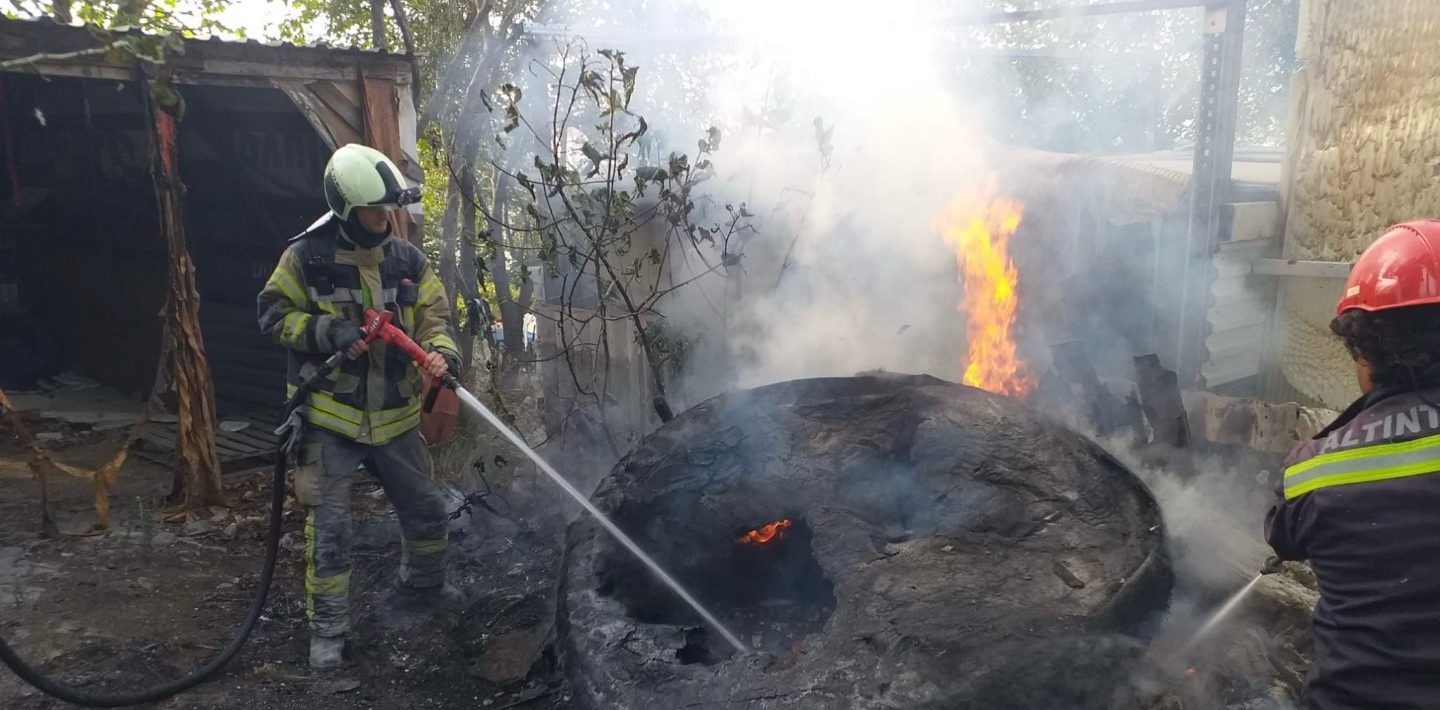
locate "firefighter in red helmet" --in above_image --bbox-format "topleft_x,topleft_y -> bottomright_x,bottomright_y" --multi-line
1266,220 -> 1440,709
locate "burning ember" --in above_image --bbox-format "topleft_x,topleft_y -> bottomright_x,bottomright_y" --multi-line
737,518 -> 792,545
935,193 -> 1034,397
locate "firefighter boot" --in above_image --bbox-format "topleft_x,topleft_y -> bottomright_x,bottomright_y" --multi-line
309,634 -> 346,670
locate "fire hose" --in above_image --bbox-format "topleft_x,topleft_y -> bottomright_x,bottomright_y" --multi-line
0,310 -> 401,707
3,307 -> 744,706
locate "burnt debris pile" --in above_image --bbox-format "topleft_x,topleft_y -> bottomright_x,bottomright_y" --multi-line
559,374 -> 1172,709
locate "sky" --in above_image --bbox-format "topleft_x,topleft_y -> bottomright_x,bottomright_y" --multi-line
214,0 -> 295,41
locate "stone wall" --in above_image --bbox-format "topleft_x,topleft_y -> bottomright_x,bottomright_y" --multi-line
1273,0 -> 1440,408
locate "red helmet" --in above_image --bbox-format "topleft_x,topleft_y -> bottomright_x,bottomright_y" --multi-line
1334,220 -> 1440,316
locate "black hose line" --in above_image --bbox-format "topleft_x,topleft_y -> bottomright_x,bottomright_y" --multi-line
0,367 -> 328,707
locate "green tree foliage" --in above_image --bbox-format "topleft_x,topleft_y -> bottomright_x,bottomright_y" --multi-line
466,42 -> 750,443
4,0 -> 237,36
1,0 -> 240,116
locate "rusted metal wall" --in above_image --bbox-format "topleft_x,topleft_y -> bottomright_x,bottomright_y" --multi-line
1,19 -> 421,414
274,76 -> 422,244
1271,0 -> 1440,408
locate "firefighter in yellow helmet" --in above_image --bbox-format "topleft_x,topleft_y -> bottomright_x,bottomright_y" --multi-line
257,144 -> 462,670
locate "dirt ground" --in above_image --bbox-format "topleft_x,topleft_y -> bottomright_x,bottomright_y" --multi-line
0,398 -> 1314,710
0,419 -> 574,710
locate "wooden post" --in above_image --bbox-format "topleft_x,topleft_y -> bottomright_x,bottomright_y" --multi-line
149,94 -> 225,509
1134,353 -> 1191,451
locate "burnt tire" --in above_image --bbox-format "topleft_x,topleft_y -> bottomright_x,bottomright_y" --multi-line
559,374 -> 1171,709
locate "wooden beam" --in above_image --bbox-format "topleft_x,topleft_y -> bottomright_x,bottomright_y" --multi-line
0,58 -> 405,86
1251,259 -> 1351,279
1,18 -> 412,84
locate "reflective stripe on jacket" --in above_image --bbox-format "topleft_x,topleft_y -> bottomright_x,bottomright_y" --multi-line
257,215 -> 458,444
1265,385 -> 1440,709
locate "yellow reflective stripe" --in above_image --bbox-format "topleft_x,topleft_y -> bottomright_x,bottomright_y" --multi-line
308,392 -> 363,425
417,273 -> 442,304
1286,461 -> 1440,499
1286,431 -> 1440,478
424,334 -> 458,352
371,401 -> 422,427
279,312 -> 312,345
304,409 -> 362,438
307,570 -> 351,597
271,267 -> 308,308
305,512 -> 351,612
409,537 -> 448,557
371,404 -> 422,444
1285,435 -> 1440,499
372,420 -> 419,445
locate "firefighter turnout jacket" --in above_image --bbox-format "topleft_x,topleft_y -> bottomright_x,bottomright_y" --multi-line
1266,384 -> 1440,709
257,215 -> 458,445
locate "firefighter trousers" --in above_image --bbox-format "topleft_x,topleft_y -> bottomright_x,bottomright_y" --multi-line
295,427 -> 449,638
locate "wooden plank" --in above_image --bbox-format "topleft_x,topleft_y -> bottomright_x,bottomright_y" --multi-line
1251,258 -> 1351,279
0,57 -> 390,86
224,427 -> 278,450
140,426 -> 178,447
140,424 -> 278,462
213,437 -> 252,458
220,431 -> 267,453
1,19 -> 410,85
132,448 -> 171,467
307,80 -> 363,134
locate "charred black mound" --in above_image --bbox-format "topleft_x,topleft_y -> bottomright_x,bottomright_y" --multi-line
559,374 -> 1171,709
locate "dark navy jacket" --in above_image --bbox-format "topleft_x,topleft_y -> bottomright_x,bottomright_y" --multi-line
1266,385 -> 1440,710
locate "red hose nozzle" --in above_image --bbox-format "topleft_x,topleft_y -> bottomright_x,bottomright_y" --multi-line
364,308 -> 431,366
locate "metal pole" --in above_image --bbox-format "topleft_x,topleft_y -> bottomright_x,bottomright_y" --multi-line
944,0 -> 1209,26
1176,0 -> 1248,387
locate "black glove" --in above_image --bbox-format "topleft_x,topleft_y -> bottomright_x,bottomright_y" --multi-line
439,350 -> 462,377
328,318 -> 364,354
1260,555 -> 1284,575
275,408 -> 305,459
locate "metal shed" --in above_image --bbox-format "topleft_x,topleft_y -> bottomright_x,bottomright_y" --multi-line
0,17 -> 419,468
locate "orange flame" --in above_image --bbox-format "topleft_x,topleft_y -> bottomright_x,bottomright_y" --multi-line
935,193 -> 1034,397
738,518 -> 792,545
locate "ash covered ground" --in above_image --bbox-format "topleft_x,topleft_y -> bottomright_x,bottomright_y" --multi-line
0,376 -> 1313,709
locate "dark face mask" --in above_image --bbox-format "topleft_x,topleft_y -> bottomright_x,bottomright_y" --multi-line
342,211 -> 392,248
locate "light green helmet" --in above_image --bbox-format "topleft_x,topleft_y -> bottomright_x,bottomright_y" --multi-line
322,144 -> 419,219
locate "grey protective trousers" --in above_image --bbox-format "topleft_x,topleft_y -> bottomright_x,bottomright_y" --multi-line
295,427 -> 450,637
